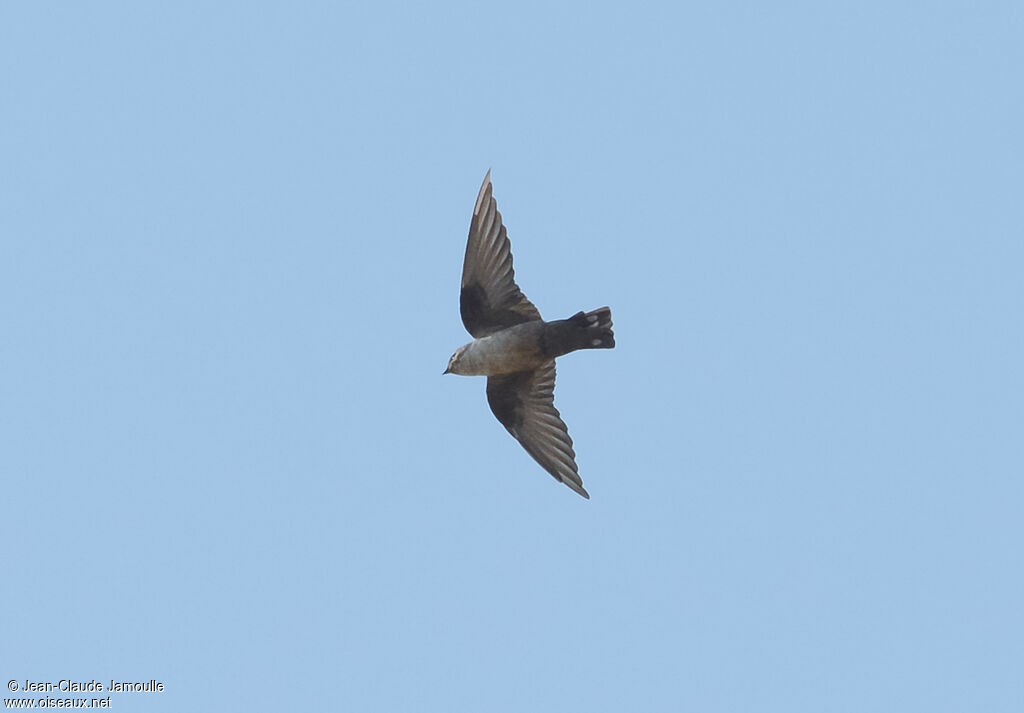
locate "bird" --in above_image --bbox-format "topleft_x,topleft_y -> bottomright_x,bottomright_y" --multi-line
444,170 -> 615,498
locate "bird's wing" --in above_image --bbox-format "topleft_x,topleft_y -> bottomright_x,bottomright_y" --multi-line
460,171 -> 542,338
486,360 -> 589,498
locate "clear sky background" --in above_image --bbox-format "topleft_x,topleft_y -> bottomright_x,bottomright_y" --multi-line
2,2 -> 1022,711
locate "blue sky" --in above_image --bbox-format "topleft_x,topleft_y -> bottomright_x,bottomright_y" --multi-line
2,2 -> 1022,711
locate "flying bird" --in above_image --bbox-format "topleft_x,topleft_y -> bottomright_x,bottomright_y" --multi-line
444,171 -> 615,498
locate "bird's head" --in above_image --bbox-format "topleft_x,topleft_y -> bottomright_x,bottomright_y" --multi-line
443,345 -> 469,375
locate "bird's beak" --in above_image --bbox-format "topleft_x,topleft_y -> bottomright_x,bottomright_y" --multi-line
442,366 -> 450,375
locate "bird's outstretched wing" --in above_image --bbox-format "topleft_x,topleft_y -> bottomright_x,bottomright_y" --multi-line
460,171 -> 542,338
485,360 -> 589,498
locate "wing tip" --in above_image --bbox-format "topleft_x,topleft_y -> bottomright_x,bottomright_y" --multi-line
473,169 -> 493,216
564,478 -> 591,499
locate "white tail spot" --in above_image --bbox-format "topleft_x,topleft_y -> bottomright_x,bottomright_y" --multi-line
591,338 -> 602,346
588,315 -> 598,324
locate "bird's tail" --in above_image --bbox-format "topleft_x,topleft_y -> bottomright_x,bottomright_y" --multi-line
565,307 -> 615,350
574,307 -> 615,349
541,307 -> 615,358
